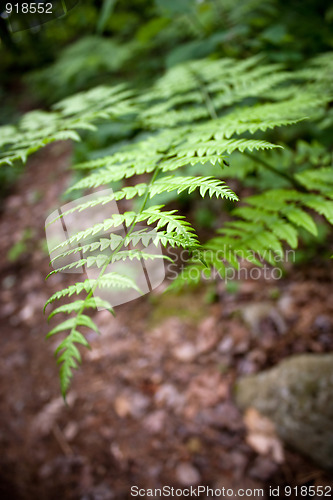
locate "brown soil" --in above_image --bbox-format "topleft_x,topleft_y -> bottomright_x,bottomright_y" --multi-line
0,144 -> 332,499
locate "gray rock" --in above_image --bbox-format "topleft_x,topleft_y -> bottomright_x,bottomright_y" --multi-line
234,354 -> 333,469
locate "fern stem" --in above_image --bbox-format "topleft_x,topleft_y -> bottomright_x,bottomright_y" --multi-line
195,71 -> 308,192
193,71 -> 218,120
135,167 -> 160,220
66,166 -> 161,360
243,151 -> 307,192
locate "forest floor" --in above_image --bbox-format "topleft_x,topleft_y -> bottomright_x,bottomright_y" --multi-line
0,143 -> 332,500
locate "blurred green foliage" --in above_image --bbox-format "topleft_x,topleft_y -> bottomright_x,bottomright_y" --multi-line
0,0 -> 332,204
1,1 -> 332,393
7,227 -> 33,262
1,0 -> 332,105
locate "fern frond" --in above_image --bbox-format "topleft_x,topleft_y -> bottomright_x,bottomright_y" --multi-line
2,52 -> 332,397
51,175 -> 236,222
0,85 -> 136,166
202,186 -> 332,276
283,206 -> 318,236
149,175 -> 238,201
47,314 -> 99,338
44,281 -> 94,312
49,206 -> 197,254
49,229 -> 199,267
295,168 -> 333,196
49,314 -> 99,399
166,260 -> 209,292
48,298 -> 113,321
48,250 -> 171,277
44,272 -> 141,312
175,138 -> 281,158
302,197 -> 333,224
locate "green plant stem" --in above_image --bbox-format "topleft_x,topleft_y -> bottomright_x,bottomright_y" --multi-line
80,167 -> 159,304
243,151 -> 307,192
195,72 -> 307,192
61,0 -> 67,15
64,166 -> 161,379
199,82 -> 218,120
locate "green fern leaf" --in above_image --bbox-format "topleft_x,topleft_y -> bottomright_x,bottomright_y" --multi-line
284,207 -> 318,236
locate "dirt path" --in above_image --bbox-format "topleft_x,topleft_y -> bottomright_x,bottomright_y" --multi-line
0,144 -> 332,499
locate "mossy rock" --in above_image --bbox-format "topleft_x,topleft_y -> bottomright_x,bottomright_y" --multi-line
234,354 -> 333,469
148,289 -> 208,329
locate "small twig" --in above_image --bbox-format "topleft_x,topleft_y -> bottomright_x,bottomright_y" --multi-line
296,469 -> 323,484
52,424 -> 73,456
243,151 -> 307,192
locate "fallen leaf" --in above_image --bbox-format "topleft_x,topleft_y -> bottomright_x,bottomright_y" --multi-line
244,407 -> 284,463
